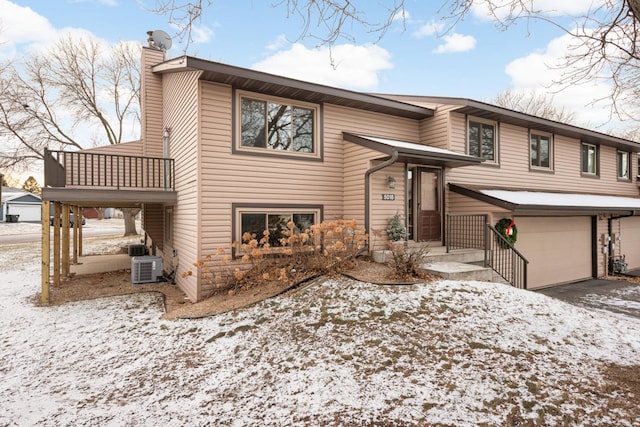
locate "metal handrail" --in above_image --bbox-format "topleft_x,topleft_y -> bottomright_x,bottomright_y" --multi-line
446,214 -> 487,252
44,148 -> 175,191
485,224 -> 529,289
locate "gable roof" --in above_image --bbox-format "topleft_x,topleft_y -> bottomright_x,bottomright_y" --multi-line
2,190 -> 41,204
376,95 -> 640,152
152,56 -> 434,120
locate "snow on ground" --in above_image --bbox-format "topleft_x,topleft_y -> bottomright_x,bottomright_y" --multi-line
2,240 -> 640,426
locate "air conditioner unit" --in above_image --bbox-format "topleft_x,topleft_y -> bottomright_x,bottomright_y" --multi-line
131,256 -> 163,284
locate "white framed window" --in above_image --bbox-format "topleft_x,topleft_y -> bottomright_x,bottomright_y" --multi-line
581,142 -> 599,176
236,91 -> 320,159
530,131 -> 553,170
233,204 -> 322,249
468,117 -> 497,162
617,150 -> 630,180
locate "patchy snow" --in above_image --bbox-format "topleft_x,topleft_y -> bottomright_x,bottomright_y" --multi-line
2,241 -> 640,425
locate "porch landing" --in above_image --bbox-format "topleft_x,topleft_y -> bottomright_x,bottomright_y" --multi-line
372,246 -> 495,282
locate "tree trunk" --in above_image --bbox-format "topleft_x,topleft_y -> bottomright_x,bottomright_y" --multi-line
122,207 -> 140,236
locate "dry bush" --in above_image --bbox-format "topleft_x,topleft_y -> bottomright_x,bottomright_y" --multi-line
183,219 -> 368,294
386,243 -> 430,280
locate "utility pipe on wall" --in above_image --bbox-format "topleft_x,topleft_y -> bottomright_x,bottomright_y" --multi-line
364,151 -> 399,242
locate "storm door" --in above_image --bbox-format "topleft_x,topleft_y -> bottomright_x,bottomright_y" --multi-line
414,167 -> 442,242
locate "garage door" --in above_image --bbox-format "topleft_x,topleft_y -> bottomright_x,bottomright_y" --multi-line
7,204 -> 42,222
514,216 -> 592,289
619,217 -> 640,271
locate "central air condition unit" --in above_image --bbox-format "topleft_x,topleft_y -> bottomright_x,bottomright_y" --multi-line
131,256 -> 163,284
128,244 -> 147,257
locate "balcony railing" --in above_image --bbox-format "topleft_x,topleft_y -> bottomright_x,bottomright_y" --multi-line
44,148 -> 174,191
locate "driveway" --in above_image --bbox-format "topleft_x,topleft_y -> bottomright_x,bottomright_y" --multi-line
536,277 -> 640,319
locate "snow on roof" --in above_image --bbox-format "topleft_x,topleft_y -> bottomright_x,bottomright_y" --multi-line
481,189 -> 640,209
358,134 -> 470,157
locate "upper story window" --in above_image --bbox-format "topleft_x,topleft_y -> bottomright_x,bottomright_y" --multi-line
237,91 -> 319,158
581,142 -> 599,176
617,150 -> 631,180
468,118 -> 497,162
530,132 -> 553,170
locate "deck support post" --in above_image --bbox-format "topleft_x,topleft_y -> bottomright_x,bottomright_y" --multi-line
41,201 -> 50,305
73,206 -> 79,264
62,204 -> 70,277
53,202 -> 61,286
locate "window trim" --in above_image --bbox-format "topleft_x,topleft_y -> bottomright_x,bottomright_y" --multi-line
617,150 -> 631,181
467,116 -> 499,164
580,142 -> 600,177
232,203 -> 324,256
233,90 -> 323,161
529,130 -> 554,172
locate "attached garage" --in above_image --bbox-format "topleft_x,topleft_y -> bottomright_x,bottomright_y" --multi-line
514,216 -> 593,289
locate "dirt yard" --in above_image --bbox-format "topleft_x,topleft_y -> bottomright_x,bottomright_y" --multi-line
37,259 -> 427,320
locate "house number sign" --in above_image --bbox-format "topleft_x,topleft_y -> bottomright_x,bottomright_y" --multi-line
381,194 -> 395,201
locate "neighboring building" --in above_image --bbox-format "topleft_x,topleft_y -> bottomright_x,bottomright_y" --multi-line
42,44 -> 640,302
2,187 -> 42,222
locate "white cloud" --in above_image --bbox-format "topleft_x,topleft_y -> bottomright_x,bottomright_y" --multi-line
190,24 -> 213,44
412,21 -> 444,38
252,42 -> 393,90
266,34 -> 289,51
433,33 -> 476,53
504,31 -> 620,128
0,0 -> 58,59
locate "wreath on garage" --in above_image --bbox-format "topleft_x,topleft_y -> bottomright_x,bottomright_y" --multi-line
495,218 -> 517,247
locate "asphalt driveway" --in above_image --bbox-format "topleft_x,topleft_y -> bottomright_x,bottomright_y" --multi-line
536,277 -> 640,319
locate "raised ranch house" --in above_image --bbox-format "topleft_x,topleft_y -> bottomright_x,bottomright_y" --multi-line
41,43 -> 640,303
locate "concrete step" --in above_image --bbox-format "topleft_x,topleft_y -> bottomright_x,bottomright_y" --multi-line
371,246 -> 484,264
421,261 -> 493,282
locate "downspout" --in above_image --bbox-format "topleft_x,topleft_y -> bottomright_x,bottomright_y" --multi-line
364,151 -> 399,248
607,210 -> 635,274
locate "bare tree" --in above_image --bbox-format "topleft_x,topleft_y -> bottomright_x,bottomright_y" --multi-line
492,89 -> 577,124
0,35 -> 142,235
151,1 -> 640,121
150,0 -> 407,49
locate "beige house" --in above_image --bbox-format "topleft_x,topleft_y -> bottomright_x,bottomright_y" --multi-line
42,46 -> 640,302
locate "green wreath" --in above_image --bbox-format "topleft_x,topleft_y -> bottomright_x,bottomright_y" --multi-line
495,218 -> 517,247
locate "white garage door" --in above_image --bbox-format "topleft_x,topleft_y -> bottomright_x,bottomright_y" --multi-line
7,204 -> 42,222
515,216 -> 592,289
619,217 -> 640,271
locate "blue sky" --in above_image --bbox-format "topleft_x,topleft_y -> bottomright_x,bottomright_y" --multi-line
0,1 -> 626,131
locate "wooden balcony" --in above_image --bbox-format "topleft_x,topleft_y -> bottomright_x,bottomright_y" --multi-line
42,148 -> 177,206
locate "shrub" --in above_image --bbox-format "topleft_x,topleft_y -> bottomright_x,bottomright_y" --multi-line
183,219 -> 368,294
386,213 -> 407,242
386,243 -> 430,280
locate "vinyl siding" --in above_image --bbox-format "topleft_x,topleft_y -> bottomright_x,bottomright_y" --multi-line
418,105 -> 458,150
81,140 -> 144,156
141,47 -> 165,158
163,70 -> 201,302
143,203 -> 164,251
447,111 -> 639,196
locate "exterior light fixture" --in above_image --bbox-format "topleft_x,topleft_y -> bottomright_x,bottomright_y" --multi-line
387,176 -> 396,189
